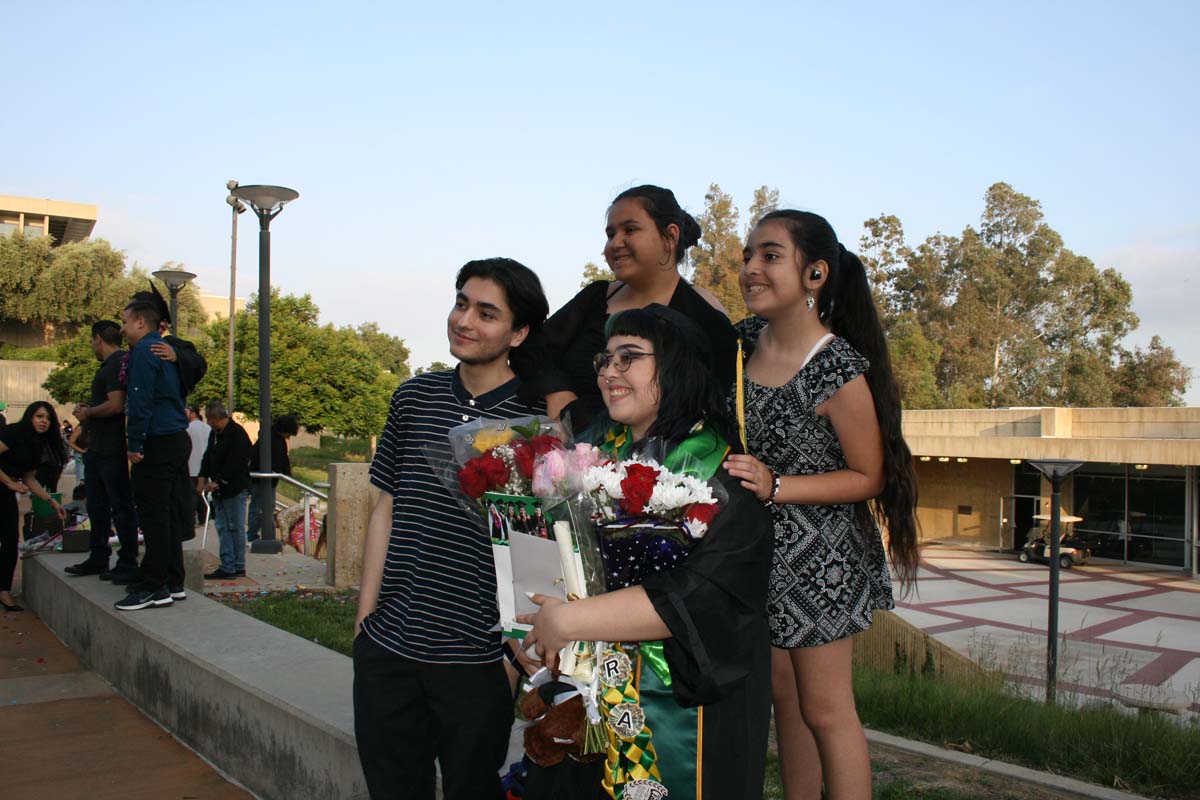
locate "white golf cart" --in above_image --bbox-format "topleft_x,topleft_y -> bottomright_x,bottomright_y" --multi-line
1018,513 -> 1092,569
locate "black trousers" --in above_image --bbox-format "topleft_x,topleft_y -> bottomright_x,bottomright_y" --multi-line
0,490 -> 17,592
84,451 -> 141,568
130,432 -> 191,591
352,634 -> 513,800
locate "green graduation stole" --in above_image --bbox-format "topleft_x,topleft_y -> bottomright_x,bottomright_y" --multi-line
595,421 -> 730,800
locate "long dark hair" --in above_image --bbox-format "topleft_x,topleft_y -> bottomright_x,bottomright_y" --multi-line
759,210 -> 919,587
598,305 -> 739,450
611,185 -> 703,267
20,401 -> 68,465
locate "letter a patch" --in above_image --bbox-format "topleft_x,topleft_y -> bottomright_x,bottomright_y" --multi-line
608,702 -> 646,739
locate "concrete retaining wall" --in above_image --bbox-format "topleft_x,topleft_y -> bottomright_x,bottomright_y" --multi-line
23,554 -> 367,800
326,462 -> 376,589
0,359 -> 72,422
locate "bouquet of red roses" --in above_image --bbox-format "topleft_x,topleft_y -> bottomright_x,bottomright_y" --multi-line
456,425 -> 563,501
425,416 -> 577,639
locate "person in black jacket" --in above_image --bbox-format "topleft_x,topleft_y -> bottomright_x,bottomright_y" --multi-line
513,185 -> 737,435
0,403 -> 68,611
126,282 -> 208,398
246,414 -> 299,543
198,401 -> 251,580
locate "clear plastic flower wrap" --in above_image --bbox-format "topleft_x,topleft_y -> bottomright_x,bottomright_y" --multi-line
515,433 -> 733,769
423,416 -> 580,637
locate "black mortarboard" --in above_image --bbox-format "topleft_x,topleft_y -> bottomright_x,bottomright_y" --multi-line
127,281 -> 172,326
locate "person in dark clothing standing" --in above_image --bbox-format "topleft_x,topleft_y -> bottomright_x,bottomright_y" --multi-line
0,402 -> 68,611
514,185 -> 737,434
246,414 -> 299,543
34,413 -> 68,494
134,281 -> 209,399
115,297 -> 190,611
199,401 -> 251,579
67,321 -> 142,580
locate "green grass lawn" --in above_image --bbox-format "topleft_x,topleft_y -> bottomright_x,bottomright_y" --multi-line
220,590 -> 358,656
278,435 -> 370,501
855,666 -> 1200,798
220,590 -> 1200,798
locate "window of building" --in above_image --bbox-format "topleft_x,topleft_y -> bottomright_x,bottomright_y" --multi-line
1128,466 -> 1186,567
1067,463 -> 1188,568
23,222 -> 45,238
1073,464 -> 1128,560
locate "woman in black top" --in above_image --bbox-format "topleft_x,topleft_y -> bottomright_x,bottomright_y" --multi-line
35,414 -> 69,493
516,185 -> 738,434
0,402 -> 68,611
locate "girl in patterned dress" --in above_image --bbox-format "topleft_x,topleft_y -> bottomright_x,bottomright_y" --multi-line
723,210 -> 919,799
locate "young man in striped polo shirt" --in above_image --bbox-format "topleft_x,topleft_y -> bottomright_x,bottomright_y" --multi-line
353,258 -> 548,800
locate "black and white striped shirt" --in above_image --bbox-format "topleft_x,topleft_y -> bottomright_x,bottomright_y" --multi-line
361,369 -> 544,664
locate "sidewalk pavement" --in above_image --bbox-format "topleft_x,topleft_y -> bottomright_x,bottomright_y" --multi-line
187,514 -> 331,597
0,602 -> 251,799
894,544 -> 1200,713
47,471 -> 332,597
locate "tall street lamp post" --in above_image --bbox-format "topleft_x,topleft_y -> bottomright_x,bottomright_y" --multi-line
229,184 -> 298,555
1027,458 -> 1084,704
225,181 -> 246,411
151,268 -> 197,336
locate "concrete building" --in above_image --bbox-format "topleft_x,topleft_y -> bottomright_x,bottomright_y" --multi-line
196,291 -> 246,320
905,407 -> 1200,576
0,194 -> 97,244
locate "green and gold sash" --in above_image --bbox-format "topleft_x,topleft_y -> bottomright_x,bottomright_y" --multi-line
594,421 -> 729,799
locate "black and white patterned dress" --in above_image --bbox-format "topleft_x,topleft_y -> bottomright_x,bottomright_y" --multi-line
734,317 -> 894,648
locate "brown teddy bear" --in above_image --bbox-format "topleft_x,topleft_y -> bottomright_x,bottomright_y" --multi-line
520,680 -> 604,767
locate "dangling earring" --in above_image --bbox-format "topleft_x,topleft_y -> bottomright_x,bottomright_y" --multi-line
805,292 -> 815,312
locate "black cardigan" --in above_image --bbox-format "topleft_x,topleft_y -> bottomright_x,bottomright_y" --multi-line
514,280 -> 738,434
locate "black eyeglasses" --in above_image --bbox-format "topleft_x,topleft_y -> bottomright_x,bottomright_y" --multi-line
593,347 -> 655,374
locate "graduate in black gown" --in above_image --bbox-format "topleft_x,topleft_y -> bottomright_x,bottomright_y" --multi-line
518,306 -> 772,800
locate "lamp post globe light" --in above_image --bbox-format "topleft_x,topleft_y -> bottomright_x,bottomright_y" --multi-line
151,267 -> 197,336
229,184 -> 299,555
226,181 -> 246,411
1027,458 -> 1085,704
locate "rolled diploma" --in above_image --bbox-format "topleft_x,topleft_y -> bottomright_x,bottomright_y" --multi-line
553,520 -> 586,673
553,520 -> 586,599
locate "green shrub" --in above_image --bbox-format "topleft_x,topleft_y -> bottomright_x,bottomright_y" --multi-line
0,344 -> 58,361
854,666 -> 1200,797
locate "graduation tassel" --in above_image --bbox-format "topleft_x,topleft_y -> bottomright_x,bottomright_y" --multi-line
736,338 -> 748,450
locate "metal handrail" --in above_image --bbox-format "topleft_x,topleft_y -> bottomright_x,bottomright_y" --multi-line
250,472 -> 327,556
250,471 -> 328,501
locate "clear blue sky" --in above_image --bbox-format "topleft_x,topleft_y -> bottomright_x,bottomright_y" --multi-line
6,1 -> 1198,403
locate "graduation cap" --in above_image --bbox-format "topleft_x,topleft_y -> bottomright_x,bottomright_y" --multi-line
126,281 -> 172,328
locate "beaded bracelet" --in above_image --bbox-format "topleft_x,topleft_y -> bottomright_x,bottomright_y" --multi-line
763,471 -> 781,506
